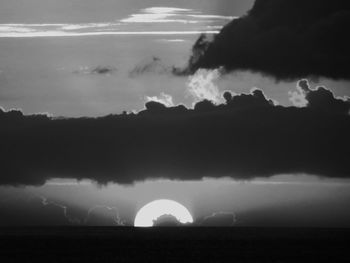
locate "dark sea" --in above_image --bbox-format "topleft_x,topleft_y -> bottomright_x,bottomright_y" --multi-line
0,227 -> 349,262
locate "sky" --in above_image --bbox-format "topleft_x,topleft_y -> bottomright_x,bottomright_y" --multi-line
0,0 -> 348,117
0,0 -> 247,116
0,0 -> 349,227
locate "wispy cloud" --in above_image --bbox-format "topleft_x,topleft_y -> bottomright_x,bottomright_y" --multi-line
146,93 -> 174,107
156,39 -> 187,43
121,7 -> 198,24
72,65 -> 117,75
121,7 -> 234,24
0,6 -> 235,38
37,195 -> 81,224
0,30 -> 220,38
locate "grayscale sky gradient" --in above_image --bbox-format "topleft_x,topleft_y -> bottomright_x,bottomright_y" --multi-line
0,0 -> 349,227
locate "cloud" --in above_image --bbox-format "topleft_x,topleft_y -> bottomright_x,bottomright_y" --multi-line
84,205 -> 124,226
185,0 -> 350,80
0,30 -> 220,38
152,214 -> 183,227
0,6 -> 233,38
0,23 -> 119,38
0,192 -> 125,226
129,57 -> 178,77
73,66 -> 117,75
121,7 -> 234,24
120,7 -> 198,24
156,39 -> 187,43
37,195 -> 81,224
201,212 -> 236,227
289,79 -> 350,114
289,86 -> 309,108
0,80 -> 349,186
223,88 -> 276,109
186,69 -> 223,105
146,93 -> 174,107
0,195 -> 77,226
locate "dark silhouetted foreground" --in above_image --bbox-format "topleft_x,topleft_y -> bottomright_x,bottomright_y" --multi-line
0,227 -> 349,263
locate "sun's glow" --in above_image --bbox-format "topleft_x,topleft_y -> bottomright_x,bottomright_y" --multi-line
134,199 -> 193,227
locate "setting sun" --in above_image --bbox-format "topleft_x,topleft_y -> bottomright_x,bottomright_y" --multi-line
134,199 -> 193,227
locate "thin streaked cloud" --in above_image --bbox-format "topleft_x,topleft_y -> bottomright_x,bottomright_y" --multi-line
189,14 -> 235,19
0,6 -> 236,38
0,30 -> 220,38
156,39 -> 187,43
121,7 -> 234,24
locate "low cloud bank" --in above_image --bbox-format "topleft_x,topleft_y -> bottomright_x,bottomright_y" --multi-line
0,80 -> 349,186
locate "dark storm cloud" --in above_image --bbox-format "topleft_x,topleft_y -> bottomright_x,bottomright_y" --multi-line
291,79 -> 350,114
185,0 -> 350,80
0,81 -> 349,186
